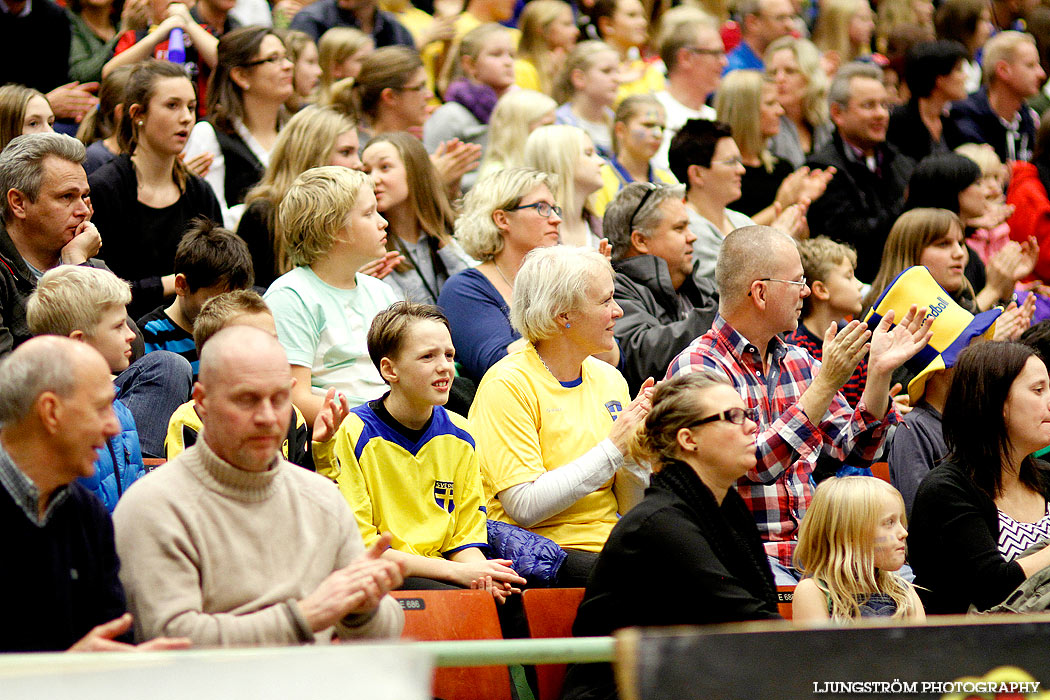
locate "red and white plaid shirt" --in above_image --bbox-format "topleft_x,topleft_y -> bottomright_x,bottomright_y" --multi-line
667,315 -> 894,566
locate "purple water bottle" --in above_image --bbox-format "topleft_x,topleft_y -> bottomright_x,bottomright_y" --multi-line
168,27 -> 186,65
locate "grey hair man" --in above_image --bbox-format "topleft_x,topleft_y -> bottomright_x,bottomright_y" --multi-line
667,225 -> 930,584
0,336 -> 189,653
114,325 -> 405,646
725,0 -> 797,74
0,133 -> 101,353
806,62 -> 914,282
606,182 -> 718,393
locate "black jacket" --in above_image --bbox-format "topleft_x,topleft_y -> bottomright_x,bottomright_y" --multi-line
88,154 -> 222,317
612,255 -> 718,393
909,458 -> 1050,614
0,0 -> 70,92
0,221 -> 142,357
215,127 -> 264,208
948,88 -> 1037,163
561,461 -> 779,700
887,99 -> 963,164
806,132 -> 915,282
288,0 -> 415,45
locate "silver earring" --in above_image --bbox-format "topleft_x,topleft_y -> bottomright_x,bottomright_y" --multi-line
565,323 -> 571,329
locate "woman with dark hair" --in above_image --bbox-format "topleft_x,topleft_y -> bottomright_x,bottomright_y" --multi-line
183,26 -> 295,220
934,0 -> 994,92
886,40 -> 969,163
361,132 -> 473,304
561,372 -> 778,700
905,152 -> 1034,312
89,60 -> 223,319
909,341 -> 1050,614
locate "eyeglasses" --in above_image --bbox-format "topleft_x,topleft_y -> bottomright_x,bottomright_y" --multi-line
685,46 -> 726,57
714,156 -> 744,167
508,201 -> 562,218
748,276 -> 807,296
689,406 -> 758,428
243,52 -> 290,67
395,82 -> 428,93
628,183 -> 657,231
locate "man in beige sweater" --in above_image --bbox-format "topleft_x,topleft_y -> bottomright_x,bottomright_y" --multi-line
113,326 -> 405,646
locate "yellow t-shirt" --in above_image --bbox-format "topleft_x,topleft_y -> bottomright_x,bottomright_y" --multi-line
615,59 -> 665,104
328,404 -> 488,558
514,58 -> 544,93
382,5 -> 435,47
590,161 -> 678,217
468,344 -> 630,552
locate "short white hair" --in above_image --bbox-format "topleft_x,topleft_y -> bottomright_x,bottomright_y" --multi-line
511,245 -> 612,343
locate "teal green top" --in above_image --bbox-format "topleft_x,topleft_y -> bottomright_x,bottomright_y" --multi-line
67,9 -> 122,84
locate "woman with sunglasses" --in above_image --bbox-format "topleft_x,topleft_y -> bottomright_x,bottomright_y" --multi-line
182,27 -> 294,224
560,372 -> 778,700
469,245 -> 652,588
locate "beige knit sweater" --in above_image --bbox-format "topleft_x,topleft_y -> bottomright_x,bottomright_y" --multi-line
113,437 -> 404,646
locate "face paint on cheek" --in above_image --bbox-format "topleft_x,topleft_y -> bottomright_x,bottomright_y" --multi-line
630,128 -> 651,141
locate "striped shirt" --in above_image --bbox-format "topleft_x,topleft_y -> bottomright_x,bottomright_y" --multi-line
667,314 -> 893,565
998,505 -> 1050,562
137,307 -> 199,377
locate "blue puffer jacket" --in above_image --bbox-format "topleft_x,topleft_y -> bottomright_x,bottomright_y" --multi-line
78,398 -> 145,512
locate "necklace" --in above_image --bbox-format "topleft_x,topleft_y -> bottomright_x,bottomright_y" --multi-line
493,261 -> 514,289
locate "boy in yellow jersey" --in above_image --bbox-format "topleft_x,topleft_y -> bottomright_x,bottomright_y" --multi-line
324,301 -> 526,600
164,290 -> 348,475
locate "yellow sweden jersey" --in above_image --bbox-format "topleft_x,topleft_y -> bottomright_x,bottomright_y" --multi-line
164,400 -> 312,468
469,344 -> 631,552
330,404 -> 488,559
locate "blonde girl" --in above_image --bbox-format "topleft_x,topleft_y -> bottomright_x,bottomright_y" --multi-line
424,23 -> 516,164
317,27 -> 374,93
515,0 -> 579,95
275,29 -> 322,111
76,65 -> 135,175
591,94 -> 676,217
812,0 -> 875,67
793,477 -> 926,622
524,124 -> 607,249
478,89 -> 557,179
0,84 -> 54,153
585,0 -> 665,100
552,40 -> 621,157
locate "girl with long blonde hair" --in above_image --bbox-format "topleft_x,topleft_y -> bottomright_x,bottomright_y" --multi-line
515,0 -> 579,95
793,476 -> 926,622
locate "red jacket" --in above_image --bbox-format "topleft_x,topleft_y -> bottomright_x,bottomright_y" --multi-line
1007,160 -> 1050,282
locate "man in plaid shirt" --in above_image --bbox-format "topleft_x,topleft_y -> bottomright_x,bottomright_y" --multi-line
667,226 -> 931,583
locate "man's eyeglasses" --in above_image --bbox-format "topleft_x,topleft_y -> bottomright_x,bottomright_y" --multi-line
508,201 -> 562,218
689,407 -> 758,428
685,46 -> 726,57
748,276 -> 807,296
244,53 -> 289,67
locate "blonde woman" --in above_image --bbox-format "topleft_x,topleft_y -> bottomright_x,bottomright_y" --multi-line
764,36 -> 833,168
238,105 -> 362,287
794,477 -> 925,622
478,89 -> 557,179
515,0 -> 579,95
715,70 -> 832,224
318,27 -> 374,93
524,124 -> 607,249
0,85 -> 54,153
812,0 -> 875,67
553,40 -> 621,157
437,167 -> 562,382
274,29 -> 322,111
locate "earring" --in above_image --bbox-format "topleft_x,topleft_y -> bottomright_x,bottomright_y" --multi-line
137,121 -> 143,126
565,323 -> 571,329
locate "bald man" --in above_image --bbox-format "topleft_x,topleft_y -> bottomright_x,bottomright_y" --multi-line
667,226 -> 930,583
0,337 -> 188,652
114,326 -> 404,646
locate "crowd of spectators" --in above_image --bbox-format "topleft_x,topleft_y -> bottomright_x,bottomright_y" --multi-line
6,0 -> 1050,696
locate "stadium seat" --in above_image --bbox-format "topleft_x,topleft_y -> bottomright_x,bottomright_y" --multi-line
870,462 -> 891,484
776,585 -> 794,620
521,588 -> 586,700
391,589 -> 512,700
